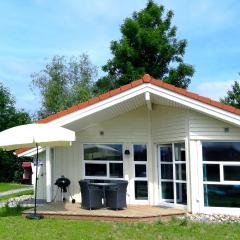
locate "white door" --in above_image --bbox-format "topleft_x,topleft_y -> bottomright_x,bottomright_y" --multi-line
158,143 -> 187,206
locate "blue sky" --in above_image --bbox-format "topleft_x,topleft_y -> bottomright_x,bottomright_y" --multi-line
0,0 -> 240,113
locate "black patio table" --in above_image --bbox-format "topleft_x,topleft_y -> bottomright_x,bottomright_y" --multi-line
89,182 -> 117,207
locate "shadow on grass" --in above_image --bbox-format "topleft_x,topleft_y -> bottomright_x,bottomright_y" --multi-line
0,204 -> 30,217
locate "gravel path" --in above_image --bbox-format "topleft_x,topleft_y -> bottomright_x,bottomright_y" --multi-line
0,187 -> 33,197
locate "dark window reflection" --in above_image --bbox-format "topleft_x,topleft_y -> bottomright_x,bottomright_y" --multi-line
224,166 -> 240,181
161,164 -> 173,179
135,181 -> 148,200
85,163 -> 107,177
161,182 -> 174,201
84,144 -> 123,160
134,144 -> 147,161
160,145 -> 172,162
175,164 -> 186,180
110,163 -> 123,178
176,183 -> 187,204
202,142 -> 240,162
175,143 -> 185,161
135,164 -> 147,178
204,184 -> 240,207
203,164 -> 220,182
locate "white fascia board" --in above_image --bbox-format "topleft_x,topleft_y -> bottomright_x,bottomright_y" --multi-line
147,84 -> 240,126
18,146 -> 45,157
49,83 -> 240,128
47,84 -> 147,127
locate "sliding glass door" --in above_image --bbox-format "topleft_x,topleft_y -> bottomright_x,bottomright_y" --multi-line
158,143 -> 187,205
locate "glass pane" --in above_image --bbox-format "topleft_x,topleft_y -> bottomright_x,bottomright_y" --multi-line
160,145 -> 172,162
203,164 -> 220,182
175,163 -> 186,180
176,183 -> 187,204
134,144 -> 147,161
202,142 -> 240,162
84,144 -> 123,160
135,164 -> 147,178
110,163 -> 123,178
161,164 -> 173,180
174,143 -> 186,161
85,163 -> 107,177
135,181 -> 148,200
224,166 -> 240,181
161,182 -> 174,200
204,184 -> 240,207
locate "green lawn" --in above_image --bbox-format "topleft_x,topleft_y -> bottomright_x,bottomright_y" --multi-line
0,183 -> 29,192
0,189 -> 33,201
0,215 -> 239,240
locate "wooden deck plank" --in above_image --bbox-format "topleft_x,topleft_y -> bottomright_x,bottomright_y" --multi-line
23,203 -> 185,222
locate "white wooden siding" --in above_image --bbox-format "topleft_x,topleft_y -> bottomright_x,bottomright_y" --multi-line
152,105 -> 187,143
189,110 -> 240,140
52,106 -> 149,202
49,105 -> 189,202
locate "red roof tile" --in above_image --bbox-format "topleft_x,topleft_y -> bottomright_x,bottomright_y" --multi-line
15,147 -> 31,155
17,74 -> 240,155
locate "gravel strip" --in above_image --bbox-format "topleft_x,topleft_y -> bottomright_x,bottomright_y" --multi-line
178,213 -> 240,224
0,195 -> 46,208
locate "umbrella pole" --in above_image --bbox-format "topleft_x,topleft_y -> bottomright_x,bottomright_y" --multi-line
34,143 -> 38,214
26,143 -> 43,220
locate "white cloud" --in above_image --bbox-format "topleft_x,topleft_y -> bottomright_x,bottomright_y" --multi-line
193,80 -> 235,100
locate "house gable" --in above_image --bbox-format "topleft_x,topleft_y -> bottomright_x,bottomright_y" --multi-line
16,74 -> 240,156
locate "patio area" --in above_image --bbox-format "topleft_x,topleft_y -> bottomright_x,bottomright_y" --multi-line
22,203 -> 186,222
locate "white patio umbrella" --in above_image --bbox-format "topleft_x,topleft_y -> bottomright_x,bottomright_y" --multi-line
0,123 -> 76,219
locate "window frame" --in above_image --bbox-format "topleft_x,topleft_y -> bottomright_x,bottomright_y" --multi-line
158,142 -> 187,205
83,143 -> 124,180
202,141 -> 240,185
201,141 -> 240,209
133,144 -> 148,201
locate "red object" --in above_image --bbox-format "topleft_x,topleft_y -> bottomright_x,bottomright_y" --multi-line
22,162 -> 31,168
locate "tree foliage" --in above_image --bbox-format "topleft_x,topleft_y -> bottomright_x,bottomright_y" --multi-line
31,54 -> 97,118
0,83 -> 31,182
221,80 -> 240,109
94,0 -> 194,94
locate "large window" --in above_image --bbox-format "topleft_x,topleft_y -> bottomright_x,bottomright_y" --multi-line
202,142 -> 240,207
84,144 -> 123,179
159,143 -> 187,205
133,144 -> 148,200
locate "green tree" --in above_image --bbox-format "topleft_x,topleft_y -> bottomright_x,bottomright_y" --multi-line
221,80 -> 240,108
0,83 -> 31,182
94,0 -> 194,94
31,54 -> 97,118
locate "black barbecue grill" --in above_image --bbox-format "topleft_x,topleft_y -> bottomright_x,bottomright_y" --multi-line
53,175 -> 75,203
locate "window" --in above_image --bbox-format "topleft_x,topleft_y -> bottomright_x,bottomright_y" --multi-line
202,142 -> 240,207
159,143 -> 187,205
84,144 -> 123,179
133,144 -> 148,200
224,166 -> 240,181
85,163 -> 107,177
135,164 -> 146,178
203,164 -> 220,182
133,144 -> 147,161
84,144 -> 123,160
135,181 -> 148,200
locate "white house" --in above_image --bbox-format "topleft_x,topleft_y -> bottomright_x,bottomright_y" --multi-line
17,74 -> 240,215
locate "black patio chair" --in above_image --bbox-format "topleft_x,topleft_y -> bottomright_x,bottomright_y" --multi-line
79,180 -> 103,210
105,180 -> 128,210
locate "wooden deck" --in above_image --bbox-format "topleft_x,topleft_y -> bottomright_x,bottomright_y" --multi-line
23,203 -> 186,222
